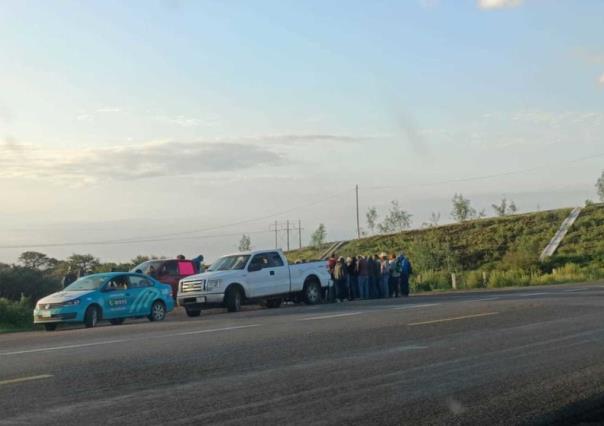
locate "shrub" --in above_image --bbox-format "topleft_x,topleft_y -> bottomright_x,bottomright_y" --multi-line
0,297 -> 33,331
0,266 -> 61,303
465,271 -> 486,289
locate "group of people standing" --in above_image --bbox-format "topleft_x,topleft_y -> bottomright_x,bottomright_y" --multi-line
327,252 -> 413,303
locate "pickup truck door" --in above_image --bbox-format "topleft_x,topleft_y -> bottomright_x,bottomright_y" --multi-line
247,252 -> 290,297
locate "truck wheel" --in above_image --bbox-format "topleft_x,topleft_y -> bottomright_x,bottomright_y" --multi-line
225,287 -> 242,312
109,318 -> 125,325
185,306 -> 201,317
44,323 -> 57,331
304,280 -> 321,305
266,298 -> 282,309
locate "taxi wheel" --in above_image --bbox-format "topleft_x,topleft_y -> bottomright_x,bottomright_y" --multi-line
44,324 -> 57,331
109,318 -> 125,326
84,305 -> 100,328
148,301 -> 166,322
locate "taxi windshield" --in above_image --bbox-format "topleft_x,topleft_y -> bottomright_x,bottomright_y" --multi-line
207,255 -> 250,271
64,275 -> 109,291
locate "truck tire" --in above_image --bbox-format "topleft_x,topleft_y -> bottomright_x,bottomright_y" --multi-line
225,287 -> 242,312
266,298 -> 282,309
185,306 -> 201,317
304,280 -> 322,305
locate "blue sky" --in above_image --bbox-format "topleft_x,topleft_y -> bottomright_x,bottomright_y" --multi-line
0,0 -> 603,263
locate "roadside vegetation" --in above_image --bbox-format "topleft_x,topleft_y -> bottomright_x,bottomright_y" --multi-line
288,204 -> 604,292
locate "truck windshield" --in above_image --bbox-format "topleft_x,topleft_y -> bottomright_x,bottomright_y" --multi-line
207,255 -> 250,271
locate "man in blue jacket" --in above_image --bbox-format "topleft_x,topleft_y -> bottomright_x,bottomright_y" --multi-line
398,252 -> 413,297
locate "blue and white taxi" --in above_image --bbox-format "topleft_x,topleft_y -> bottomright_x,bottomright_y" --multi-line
34,272 -> 175,331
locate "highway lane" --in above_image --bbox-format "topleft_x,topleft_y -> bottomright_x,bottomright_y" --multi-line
1,282 -> 604,425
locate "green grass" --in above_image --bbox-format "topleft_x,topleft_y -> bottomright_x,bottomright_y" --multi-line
287,204 -> 604,291
0,298 -> 34,333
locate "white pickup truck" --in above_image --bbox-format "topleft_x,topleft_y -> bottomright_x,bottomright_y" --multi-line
176,249 -> 331,316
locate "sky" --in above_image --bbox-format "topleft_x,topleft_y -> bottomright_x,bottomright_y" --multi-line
0,0 -> 603,264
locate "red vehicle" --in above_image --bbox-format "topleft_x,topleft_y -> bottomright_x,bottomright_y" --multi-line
131,259 -> 198,300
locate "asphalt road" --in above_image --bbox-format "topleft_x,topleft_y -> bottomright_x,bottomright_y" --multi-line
2,282 -> 604,425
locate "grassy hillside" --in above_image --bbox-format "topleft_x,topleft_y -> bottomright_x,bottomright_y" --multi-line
287,204 -> 604,291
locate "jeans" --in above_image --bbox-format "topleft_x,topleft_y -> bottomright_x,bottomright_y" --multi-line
349,275 -> 359,300
335,279 -> 346,301
389,275 -> 401,297
380,274 -> 390,298
358,275 -> 369,299
400,275 -> 410,296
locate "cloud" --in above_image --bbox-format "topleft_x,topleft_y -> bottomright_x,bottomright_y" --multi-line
477,0 -> 523,9
96,107 -> 122,113
0,140 -> 283,184
154,115 -> 220,128
599,73 -> 604,86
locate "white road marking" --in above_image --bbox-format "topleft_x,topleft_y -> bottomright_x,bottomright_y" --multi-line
0,374 -> 53,386
175,324 -> 260,336
468,296 -> 500,302
389,303 -> 440,310
408,312 -> 499,326
0,325 -> 261,356
300,312 -> 363,321
512,292 -> 550,297
0,339 -> 128,356
563,288 -> 590,292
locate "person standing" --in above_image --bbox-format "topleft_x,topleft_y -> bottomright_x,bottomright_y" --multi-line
191,254 -> 205,273
62,266 -> 77,288
389,253 -> 401,297
380,253 -> 390,298
399,252 -> 413,297
372,254 -> 381,298
327,253 -> 338,303
357,255 -> 369,299
333,257 -> 347,303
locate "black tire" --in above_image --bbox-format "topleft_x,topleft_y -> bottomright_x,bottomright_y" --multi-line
148,300 -> 167,322
109,318 -> 125,325
44,323 -> 57,331
266,298 -> 282,309
304,280 -> 322,305
225,286 -> 242,312
185,306 -> 201,317
84,305 -> 100,328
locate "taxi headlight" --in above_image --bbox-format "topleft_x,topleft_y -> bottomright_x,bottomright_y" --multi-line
62,299 -> 80,306
207,279 -> 221,289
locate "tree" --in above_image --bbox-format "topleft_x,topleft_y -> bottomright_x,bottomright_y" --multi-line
366,207 -> 378,235
238,234 -> 252,251
310,224 -> 327,248
492,198 -> 518,216
451,193 -> 480,222
66,254 -> 100,273
597,170 -> 604,202
422,212 -> 441,228
377,201 -> 412,233
18,251 -> 53,269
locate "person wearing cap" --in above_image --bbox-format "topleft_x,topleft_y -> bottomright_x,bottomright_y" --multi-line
333,257 -> 348,302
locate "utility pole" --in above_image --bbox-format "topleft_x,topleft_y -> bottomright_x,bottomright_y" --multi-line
298,219 -> 302,249
274,220 -> 278,249
355,184 -> 361,239
286,220 -> 290,251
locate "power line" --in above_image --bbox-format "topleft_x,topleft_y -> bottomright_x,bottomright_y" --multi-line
363,152 -> 604,191
0,189 -> 352,250
0,229 -> 274,250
